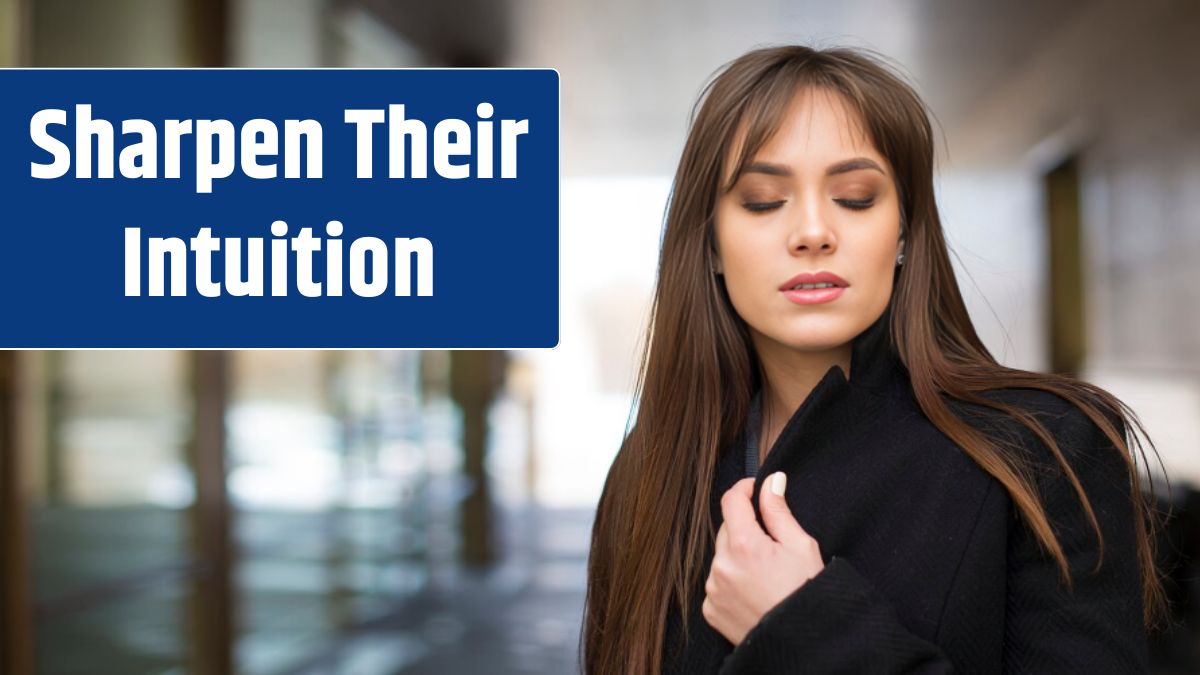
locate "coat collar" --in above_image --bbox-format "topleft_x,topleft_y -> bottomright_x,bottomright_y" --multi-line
669,302 -> 911,674
832,297 -> 904,393
731,299 -> 908,482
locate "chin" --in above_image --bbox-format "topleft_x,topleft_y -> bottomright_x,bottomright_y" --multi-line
782,314 -> 855,339
782,337 -> 851,353
761,324 -> 853,353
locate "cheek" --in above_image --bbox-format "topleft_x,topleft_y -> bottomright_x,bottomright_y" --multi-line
715,220 -> 771,293
859,236 -> 897,273
844,226 -> 901,304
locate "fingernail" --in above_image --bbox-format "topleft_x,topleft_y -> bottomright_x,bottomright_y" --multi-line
770,471 -> 786,496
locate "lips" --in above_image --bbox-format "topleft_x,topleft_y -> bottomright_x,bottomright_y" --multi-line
778,271 -> 849,291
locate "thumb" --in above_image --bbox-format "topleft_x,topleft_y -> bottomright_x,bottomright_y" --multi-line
758,471 -> 807,548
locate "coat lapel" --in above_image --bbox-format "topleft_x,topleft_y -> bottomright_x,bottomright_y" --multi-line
662,301 -> 910,674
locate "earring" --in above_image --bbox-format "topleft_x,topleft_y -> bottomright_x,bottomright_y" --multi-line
896,252 -> 905,266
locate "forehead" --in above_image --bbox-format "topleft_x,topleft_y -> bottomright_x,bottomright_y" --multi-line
723,86 -> 881,181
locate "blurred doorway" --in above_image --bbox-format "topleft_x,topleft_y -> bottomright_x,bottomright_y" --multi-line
1044,154 -> 1087,376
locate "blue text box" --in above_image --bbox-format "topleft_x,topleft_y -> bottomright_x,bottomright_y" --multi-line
0,68 -> 559,348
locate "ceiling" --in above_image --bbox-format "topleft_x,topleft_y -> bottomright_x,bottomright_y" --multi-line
495,0 -> 1099,174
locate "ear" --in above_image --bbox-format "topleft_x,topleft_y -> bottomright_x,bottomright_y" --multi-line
711,251 -> 724,275
896,237 -> 905,256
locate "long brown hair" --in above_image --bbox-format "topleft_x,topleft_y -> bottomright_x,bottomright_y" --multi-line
581,44 -> 1171,675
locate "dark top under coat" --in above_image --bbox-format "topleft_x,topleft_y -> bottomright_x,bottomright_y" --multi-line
659,301 -> 1149,674
745,389 -> 763,478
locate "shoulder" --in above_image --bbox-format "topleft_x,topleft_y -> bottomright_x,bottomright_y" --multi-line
947,386 -> 1126,459
946,387 -> 1136,516
951,386 -> 1095,423
983,394 -> 1150,671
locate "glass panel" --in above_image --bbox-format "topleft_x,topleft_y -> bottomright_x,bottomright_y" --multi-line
27,350 -> 193,673
230,350 -> 430,675
229,350 -> 337,675
329,351 -> 430,620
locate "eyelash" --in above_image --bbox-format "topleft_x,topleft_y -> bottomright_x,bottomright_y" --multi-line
742,198 -> 875,213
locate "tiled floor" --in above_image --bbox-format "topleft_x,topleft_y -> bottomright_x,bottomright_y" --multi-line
297,490 -> 1200,675
293,503 -> 593,675
32,493 -> 1197,674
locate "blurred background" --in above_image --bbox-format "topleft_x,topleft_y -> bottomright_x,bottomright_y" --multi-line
1,0 -> 1198,673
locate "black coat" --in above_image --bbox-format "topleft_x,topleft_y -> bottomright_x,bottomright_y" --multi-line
659,305 -> 1149,673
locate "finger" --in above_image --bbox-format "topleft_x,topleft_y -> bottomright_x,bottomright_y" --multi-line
758,471 -> 810,548
727,476 -> 755,499
720,478 -> 764,537
714,521 -> 727,552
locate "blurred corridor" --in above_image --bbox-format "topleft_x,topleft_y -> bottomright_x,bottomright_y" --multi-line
2,0 -> 1199,673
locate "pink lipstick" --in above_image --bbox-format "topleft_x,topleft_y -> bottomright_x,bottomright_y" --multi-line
779,271 -> 848,305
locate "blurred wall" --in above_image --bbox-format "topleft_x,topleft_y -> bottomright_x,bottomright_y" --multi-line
946,0 -> 1200,485
948,0 -> 1200,368
0,0 -> 16,66
32,0 -> 191,67
232,0 -> 325,67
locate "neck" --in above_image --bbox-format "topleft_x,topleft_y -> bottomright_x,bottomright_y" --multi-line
753,332 -> 853,460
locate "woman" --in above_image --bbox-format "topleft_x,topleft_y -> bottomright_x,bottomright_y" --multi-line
582,45 -> 1170,674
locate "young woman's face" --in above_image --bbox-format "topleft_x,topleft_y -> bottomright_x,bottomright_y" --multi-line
714,87 -> 903,359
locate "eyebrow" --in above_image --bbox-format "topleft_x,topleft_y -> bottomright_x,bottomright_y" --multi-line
743,157 -> 886,178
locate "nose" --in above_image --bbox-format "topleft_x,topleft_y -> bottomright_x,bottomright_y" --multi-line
786,198 -> 837,255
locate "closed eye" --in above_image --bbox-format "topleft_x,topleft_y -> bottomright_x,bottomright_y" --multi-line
742,200 -> 786,213
742,198 -> 876,213
836,198 -> 875,211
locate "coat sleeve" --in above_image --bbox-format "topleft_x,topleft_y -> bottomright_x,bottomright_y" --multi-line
716,404 -> 1150,674
717,553 -> 957,674
1001,407 -> 1150,672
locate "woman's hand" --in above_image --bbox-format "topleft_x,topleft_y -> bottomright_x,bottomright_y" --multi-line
702,472 -> 826,645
